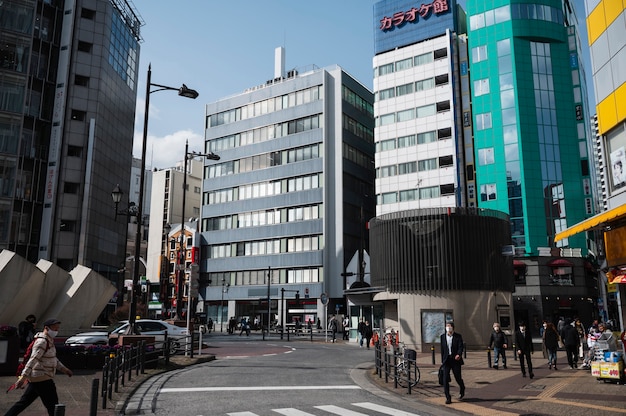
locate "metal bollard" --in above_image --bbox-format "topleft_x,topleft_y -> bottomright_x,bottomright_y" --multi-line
54,404 -> 65,416
90,378 -> 99,416
431,345 -> 436,365
487,349 -> 492,368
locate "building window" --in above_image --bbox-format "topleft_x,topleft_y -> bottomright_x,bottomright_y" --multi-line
396,83 -> 414,97
77,41 -> 92,52
472,45 -> 488,63
377,87 -> 395,101
81,8 -> 95,19
480,183 -> 497,201
64,182 -> 80,194
377,63 -> 394,76
439,155 -> 453,167
75,75 -> 89,86
67,145 -> 82,157
478,148 -> 495,165
438,128 -> 452,140
433,48 -> 448,60
473,78 -> 490,96
395,57 -> 413,71
475,112 -> 492,130
71,110 -> 86,121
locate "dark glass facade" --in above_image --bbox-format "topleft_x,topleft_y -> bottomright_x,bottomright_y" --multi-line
370,207 -> 514,293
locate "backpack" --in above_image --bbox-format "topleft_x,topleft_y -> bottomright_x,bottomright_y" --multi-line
16,337 -> 50,377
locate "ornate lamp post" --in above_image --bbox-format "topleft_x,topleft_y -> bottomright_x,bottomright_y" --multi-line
111,184 -> 137,308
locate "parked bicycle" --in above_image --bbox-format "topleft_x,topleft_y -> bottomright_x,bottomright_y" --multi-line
395,342 -> 420,387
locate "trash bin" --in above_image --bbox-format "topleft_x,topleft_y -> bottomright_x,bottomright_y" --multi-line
0,333 -> 20,376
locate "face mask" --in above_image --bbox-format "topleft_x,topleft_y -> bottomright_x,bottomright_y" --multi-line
493,327 -> 499,331
47,329 -> 58,338
446,327 -> 453,334
519,327 -> 525,332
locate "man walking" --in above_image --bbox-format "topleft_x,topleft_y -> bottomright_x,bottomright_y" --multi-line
6,318 -> 73,416
515,321 -> 534,379
440,321 -> 465,404
358,318 -> 366,347
488,322 -> 508,369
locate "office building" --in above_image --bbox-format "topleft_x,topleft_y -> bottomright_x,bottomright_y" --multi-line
201,48 -> 375,329
467,0 -> 597,326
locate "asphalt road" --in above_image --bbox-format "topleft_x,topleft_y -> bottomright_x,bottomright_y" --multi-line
124,337 -> 455,415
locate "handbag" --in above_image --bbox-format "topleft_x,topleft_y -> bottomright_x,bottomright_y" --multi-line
438,365 -> 445,385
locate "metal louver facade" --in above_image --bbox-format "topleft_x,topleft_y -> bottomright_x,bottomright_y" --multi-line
370,207 -> 513,293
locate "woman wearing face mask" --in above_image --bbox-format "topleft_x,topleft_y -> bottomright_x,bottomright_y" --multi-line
6,318 -> 73,416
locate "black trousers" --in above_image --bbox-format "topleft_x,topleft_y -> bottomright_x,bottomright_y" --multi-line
5,379 -> 59,416
443,357 -> 465,400
518,350 -> 534,375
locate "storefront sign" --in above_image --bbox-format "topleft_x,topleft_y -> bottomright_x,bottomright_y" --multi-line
379,0 -> 449,31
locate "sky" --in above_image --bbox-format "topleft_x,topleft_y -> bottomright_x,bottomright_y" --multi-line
132,0 -> 592,170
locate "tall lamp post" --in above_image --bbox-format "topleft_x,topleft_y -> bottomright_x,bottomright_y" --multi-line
111,184 -> 137,308
220,277 -> 230,332
128,64 -> 199,334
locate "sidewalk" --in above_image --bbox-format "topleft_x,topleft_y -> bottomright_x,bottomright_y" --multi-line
367,348 -> 626,416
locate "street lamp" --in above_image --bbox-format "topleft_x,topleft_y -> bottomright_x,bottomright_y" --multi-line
176,140 -> 220,319
127,64 -> 199,334
111,184 -> 137,307
220,277 -> 230,332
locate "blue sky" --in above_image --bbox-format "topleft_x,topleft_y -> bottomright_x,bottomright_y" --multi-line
133,0 -> 592,170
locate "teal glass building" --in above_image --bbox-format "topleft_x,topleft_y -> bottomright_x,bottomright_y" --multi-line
466,1 -> 593,256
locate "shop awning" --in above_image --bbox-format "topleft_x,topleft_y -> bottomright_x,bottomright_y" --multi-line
554,204 -> 626,242
547,258 -> 574,267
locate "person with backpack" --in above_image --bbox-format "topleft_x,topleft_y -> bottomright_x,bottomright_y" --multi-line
17,315 -> 36,352
6,318 -> 73,416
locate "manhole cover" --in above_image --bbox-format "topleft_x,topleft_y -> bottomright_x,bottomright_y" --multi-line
522,384 -> 546,390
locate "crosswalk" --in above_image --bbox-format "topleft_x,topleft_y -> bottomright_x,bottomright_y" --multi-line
226,402 -> 423,416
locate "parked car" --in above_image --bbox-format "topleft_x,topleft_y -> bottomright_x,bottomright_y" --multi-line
65,319 -> 189,353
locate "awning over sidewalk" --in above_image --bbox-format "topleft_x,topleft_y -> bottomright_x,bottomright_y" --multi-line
554,204 -> 626,242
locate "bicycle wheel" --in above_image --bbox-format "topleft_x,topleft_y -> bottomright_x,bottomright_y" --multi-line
396,362 -> 420,387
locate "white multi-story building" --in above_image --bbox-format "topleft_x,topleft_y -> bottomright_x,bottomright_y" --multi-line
200,48 -> 375,328
373,1 -> 472,216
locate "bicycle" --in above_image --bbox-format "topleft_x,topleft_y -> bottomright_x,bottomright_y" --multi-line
395,342 -> 420,387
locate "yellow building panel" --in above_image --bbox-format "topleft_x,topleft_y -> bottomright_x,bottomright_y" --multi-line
597,93 -> 617,135
587,0 -> 607,45
603,0 -> 626,28
615,82 -> 626,126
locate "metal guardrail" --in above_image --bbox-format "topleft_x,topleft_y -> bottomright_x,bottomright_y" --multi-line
374,342 -> 421,394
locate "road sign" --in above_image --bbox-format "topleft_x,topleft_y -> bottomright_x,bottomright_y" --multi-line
320,292 -> 328,305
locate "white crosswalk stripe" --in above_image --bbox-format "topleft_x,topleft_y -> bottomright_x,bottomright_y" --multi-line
226,402 -> 423,416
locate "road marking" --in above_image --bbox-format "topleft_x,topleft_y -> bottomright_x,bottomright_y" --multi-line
314,405 -> 368,415
353,402 -> 422,415
273,409 -> 317,415
159,385 -> 361,393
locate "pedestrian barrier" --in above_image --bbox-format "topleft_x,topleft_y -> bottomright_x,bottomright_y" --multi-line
373,342 -> 421,394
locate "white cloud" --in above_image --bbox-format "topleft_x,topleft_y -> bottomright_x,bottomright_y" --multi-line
133,128 -> 204,171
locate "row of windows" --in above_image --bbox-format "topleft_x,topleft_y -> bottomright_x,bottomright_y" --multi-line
207,85 -> 323,127
377,101 -> 450,126
343,114 -> 374,143
469,3 -> 564,31
377,155 -> 453,178
376,128 -> 452,152
202,203 -> 322,231
205,173 -> 322,205
342,85 -> 373,118
376,74 -> 449,101
207,143 -> 321,179
206,267 -> 322,287
109,10 -> 139,90
207,114 -> 322,153
207,234 -> 323,259
343,143 -> 373,169
374,48 -> 448,77
377,184 -> 455,204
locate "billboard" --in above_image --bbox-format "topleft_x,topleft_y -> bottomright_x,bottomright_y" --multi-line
374,0 -> 459,54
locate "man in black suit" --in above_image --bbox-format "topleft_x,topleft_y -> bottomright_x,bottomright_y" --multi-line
515,321 -> 534,378
440,321 -> 466,404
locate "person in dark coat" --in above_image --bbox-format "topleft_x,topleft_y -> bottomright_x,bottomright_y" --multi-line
18,315 -> 36,351
488,322 -> 508,369
440,321 -> 465,404
515,321 -> 534,378
560,318 -> 580,369
358,318 -> 367,348
362,320 -> 374,349
543,322 -> 560,370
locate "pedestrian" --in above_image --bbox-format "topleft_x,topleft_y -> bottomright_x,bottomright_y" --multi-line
543,322 -> 560,370
358,318 -> 366,347
440,321 -> 465,404
328,315 -> 338,342
17,315 -> 36,352
488,322 -> 508,369
207,318 -> 213,333
574,318 -> 586,361
363,320 -> 373,349
342,316 -> 350,340
540,320 -> 548,359
316,317 -> 321,331
515,321 -> 534,378
6,318 -> 73,416
560,318 -> 580,369
239,318 -> 250,336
